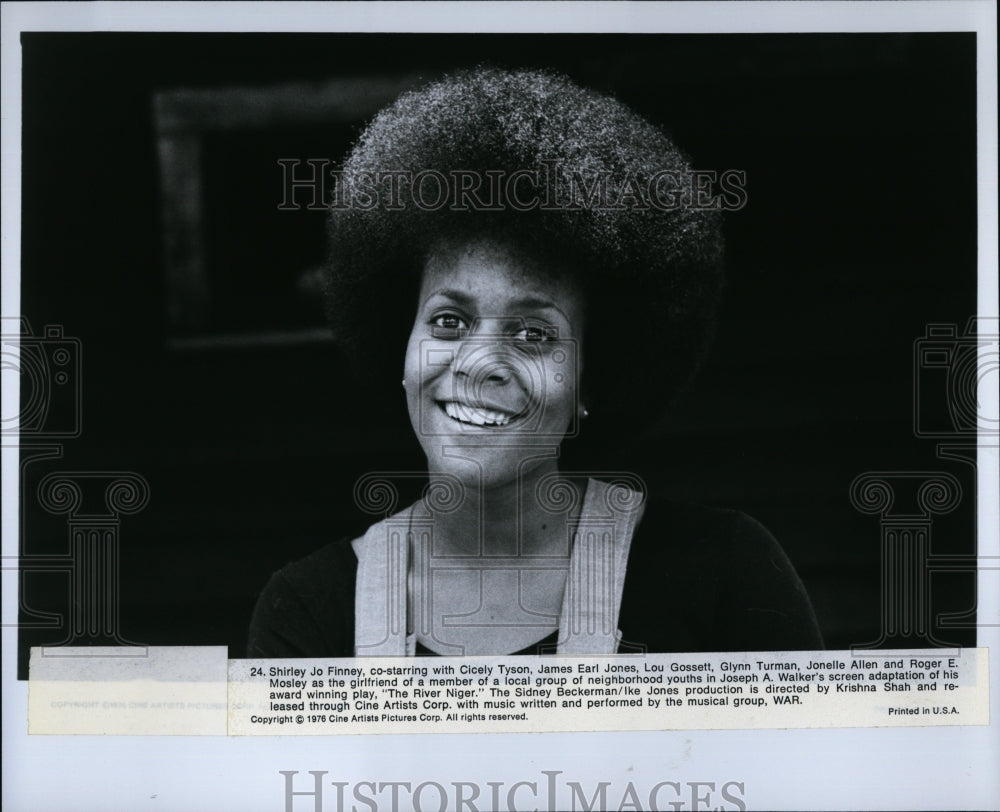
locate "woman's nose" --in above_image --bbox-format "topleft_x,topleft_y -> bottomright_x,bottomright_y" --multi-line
452,338 -> 516,386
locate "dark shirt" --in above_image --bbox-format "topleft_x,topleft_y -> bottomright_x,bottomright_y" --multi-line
247,499 -> 823,657
415,630 -> 560,657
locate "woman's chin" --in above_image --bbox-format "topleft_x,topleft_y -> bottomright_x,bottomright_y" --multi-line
425,451 -> 560,492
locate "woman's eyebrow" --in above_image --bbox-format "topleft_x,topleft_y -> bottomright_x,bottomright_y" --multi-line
509,295 -> 559,312
423,288 -> 473,307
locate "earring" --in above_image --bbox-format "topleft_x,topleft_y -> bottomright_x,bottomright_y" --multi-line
581,407 -> 589,419
401,379 -> 406,387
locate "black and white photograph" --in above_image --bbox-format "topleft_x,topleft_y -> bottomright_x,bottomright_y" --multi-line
10,27 -> 981,665
3,2 -> 997,811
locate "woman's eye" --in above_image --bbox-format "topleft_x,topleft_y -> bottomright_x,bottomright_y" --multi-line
515,325 -> 556,342
430,313 -> 469,335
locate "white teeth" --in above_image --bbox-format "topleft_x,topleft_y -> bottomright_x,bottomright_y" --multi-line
443,402 -> 512,426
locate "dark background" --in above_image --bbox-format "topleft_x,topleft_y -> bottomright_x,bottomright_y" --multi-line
17,33 -> 978,676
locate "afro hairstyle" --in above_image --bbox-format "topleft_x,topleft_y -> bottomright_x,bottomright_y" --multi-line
324,67 -> 724,437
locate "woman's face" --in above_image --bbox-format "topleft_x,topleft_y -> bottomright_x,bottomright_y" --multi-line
403,241 -> 585,488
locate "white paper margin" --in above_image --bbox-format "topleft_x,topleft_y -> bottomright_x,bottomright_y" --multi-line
3,3 -> 997,811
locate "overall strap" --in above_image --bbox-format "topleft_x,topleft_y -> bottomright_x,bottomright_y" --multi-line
557,479 -> 645,655
353,508 -> 414,656
353,479 -> 644,657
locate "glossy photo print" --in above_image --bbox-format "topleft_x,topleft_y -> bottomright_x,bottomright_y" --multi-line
3,6 -> 997,811
14,31 -> 979,670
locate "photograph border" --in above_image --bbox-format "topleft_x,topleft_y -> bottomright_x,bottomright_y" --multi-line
3,3 -> 997,811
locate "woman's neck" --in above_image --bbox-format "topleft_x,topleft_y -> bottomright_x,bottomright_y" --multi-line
422,462 -> 585,559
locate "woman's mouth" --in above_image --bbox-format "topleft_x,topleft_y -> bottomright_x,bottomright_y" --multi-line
440,400 -> 518,427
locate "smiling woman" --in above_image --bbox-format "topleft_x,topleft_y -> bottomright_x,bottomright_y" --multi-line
247,68 -> 823,657
405,240 -> 584,480
398,240 -> 588,654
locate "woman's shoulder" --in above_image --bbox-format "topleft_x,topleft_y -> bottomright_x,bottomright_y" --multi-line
246,537 -> 359,658
632,496 -> 775,553
246,506 -> 420,658
623,496 -> 823,651
630,495 -> 803,587
267,536 -> 360,590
